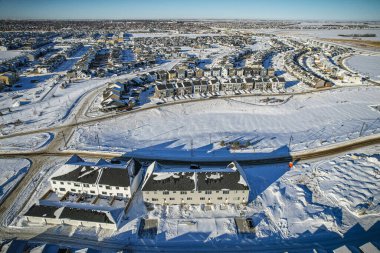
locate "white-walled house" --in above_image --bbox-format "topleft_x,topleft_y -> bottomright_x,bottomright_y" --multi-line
50,155 -> 143,199
141,161 -> 250,205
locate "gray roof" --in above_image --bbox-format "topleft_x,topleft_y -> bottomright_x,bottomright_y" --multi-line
156,84 -> 166,90
24,204 -> 59,219
98,168 -> 130,187
142,172 -> 195,191
142,162 -> 249,192
197,172 -> 248,191
51,166 -> 100,184
60,207 -> 114,224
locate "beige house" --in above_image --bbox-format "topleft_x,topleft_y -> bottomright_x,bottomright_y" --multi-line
141,161 -> 250,205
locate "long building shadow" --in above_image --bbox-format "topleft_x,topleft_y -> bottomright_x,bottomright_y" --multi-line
121,138 -> 293,164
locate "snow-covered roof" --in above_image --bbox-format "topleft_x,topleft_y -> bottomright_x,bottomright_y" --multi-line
142,161 -> 249,191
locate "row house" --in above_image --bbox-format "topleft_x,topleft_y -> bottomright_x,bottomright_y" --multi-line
141,161 -> 250,205
50,155 -> 143,199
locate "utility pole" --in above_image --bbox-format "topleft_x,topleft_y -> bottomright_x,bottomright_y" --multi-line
288,135 -> 293,150
61,131 -> 67,148
359,122 -> 366,137
95,133 -> 100,149
190,139 -> 193,157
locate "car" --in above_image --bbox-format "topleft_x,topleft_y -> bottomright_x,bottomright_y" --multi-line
190,164 -> 200,170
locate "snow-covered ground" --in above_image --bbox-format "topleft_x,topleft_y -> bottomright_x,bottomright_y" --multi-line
0,133 -> 52,152
9,146 -> 379,251
0,50 -> 23,63
345,55 -> 380,81
0,159 -> 30,204
68,86 -> 380,160
275,29 -> 380,41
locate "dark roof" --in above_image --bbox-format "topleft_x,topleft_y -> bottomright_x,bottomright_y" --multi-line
59,207 -> 114,224
245,77 -> 253,83
142,172 -> 195,191
183,81 -> 192,87
24,204 -> 59,218
156,84 -> 166,90
277,77 -> 286,82
193,80 -> 201,86
98,168 -> 130,187
197,172 -> 248,191
51,166 -> 100,184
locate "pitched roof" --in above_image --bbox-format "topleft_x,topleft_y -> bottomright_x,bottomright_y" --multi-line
142,162 -> 249,192
98,168 -> 130,187
51,166 -> 100,184
142,172 -> 195,191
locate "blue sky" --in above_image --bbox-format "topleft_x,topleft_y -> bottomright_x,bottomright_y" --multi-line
0,0 -> 379,21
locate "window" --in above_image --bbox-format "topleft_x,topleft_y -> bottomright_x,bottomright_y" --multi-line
173,191 -> 176,193
180,191 -> 187,195
187,197 -> 192,200
215,191 -> 219,193
163,191 -> 169,195
200,197 -> 205,200
233,197 -> 240,200
198,191 -> 202,193
217,197 -> 223,200
124,187 -> 128,190
99,185 -> 103,188
67,182 -> 71,185
102,192 -> 107,195
106,186 -> 111,190
117,193 -> 123,197
83,184 -> 89,188
59,188 -> 65,191
74,183 -> 80,187
52,181 -> 56,184
169,198 -> 175,200
205,190 -> 212,194
90,190 -> 95,194
71,189 -> 76,192
60,182 -> 64,185
154,191 -> 157,195
223,191 -> 229,194
116,187 -> 119,190
152,198 -> 158,201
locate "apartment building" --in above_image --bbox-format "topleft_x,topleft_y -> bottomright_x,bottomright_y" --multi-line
141,161 -> 250,205
50,155 -> 142,199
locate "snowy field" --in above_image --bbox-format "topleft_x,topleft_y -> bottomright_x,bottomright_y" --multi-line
125,148 -> 379,245
0,133 -> 52,152
0,50 -> 23,63
68,86 -> 380,160
0,159 -> 30,204
275,29 -> 380,41
345,55 -> 380,81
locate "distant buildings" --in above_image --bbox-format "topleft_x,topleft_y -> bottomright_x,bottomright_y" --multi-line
154,72 -> 285,98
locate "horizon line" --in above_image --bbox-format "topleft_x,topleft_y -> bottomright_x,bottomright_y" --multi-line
1,18 -> 380,22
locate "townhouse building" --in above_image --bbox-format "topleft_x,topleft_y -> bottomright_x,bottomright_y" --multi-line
141,161 -> 250,205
